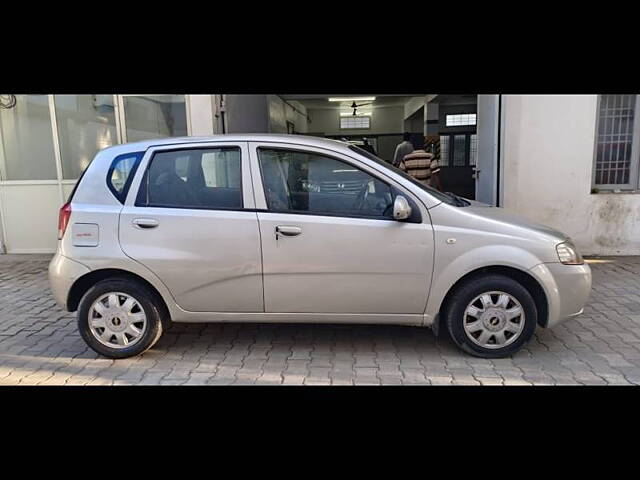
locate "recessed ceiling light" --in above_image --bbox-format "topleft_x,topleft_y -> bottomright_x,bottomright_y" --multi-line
328,96 -> 376,102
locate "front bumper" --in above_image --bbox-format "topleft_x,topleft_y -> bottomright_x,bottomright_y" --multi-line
529,262 -> 592,328
48,252 -> 91,311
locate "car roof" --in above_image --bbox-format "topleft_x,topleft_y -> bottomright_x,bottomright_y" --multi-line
109,134 -> 352,153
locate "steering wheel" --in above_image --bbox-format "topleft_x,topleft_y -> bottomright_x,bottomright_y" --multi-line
382,201 -> 394,218
354,182 -> 370,212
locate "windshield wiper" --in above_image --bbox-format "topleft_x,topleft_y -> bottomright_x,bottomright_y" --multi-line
444,191 -> 470,207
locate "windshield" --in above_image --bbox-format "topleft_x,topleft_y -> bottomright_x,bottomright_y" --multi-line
347,145 -> 461,206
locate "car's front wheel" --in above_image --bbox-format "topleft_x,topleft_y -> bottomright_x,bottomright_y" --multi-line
77,278 -> 164,359
444,274 -> 538,358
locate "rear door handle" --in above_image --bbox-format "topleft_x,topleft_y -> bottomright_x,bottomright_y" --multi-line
275,225 -> 302,239
132,218 -> 159,229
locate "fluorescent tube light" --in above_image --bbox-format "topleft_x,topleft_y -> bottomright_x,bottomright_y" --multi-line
328,96 -> 376,102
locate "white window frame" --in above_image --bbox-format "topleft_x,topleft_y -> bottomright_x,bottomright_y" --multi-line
592,95 -> 640,192
0,94 -> 192,252
445,113 -> 477,127
340,115 -> 371,130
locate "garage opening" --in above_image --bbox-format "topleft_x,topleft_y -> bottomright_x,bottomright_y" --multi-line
275,94 -> 486,201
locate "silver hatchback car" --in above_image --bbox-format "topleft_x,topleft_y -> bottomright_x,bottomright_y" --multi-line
49,134 -> 591,359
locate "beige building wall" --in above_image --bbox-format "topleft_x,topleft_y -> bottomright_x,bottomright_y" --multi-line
501,94 -> 640,255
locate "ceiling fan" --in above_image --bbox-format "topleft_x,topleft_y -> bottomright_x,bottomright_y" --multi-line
349,100 -> 373,116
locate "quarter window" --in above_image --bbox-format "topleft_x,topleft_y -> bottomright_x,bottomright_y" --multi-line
138,147 -> 242,209
258,148 -> 394,218
107,152 -> 143,203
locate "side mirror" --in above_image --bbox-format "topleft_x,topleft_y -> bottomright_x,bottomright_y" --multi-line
393,195 -> 412,221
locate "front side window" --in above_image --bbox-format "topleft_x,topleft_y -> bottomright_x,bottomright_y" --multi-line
138,147 -> 242,209
258,148 -> 393,218
593,94 -> 639,190
348,145 -> 461,206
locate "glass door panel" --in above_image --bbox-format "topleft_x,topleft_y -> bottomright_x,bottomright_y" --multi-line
0,95 -> 57,180
122,95 -> 187,142
452,134 -> 467,166
54,95 -> 118,179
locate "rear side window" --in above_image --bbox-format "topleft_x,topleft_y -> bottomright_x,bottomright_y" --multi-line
136,147 -> 242,210
107,152 -> 143,203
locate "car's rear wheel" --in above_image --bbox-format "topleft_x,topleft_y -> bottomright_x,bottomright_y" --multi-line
77,278 -> 164,359
444,274 -> 538,358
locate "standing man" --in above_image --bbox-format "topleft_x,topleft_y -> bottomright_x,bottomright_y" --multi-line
393,133 -> 414,167
424,135 -> 443,191
399,141 -> 443,191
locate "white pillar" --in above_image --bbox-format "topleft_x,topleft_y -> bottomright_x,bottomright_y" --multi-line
187,95 -> 217,136
0,121 -> 6,253
476,95 -> 500,205
0,197 -> 5,253
225,95 -> 270,133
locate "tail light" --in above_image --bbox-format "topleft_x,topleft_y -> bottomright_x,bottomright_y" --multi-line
58,202 -> 72,240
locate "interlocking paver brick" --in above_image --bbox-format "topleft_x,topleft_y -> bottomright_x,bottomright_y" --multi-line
2,254 -> 640,384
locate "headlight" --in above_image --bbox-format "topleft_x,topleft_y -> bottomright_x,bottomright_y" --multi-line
556,241 -> 583,265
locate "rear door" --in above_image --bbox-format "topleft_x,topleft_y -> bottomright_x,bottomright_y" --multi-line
119,142 -> 263,312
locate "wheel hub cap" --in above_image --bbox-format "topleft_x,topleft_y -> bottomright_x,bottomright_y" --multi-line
482,309 -> 506,331
88,292 -> 147,349
463,291 -> 525,349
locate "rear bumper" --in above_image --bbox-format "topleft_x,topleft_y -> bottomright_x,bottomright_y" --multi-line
529,262 -> 592,328
48,252 -> 90,311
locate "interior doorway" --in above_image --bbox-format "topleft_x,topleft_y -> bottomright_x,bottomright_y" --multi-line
275,94 -> 498,204
426,95 -> 478,200
278,95 -> 421,165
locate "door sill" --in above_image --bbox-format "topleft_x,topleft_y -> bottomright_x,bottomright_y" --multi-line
171,311 -> 426,327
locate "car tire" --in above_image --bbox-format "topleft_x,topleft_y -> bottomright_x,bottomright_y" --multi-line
444,274 -> 538,359
77,278 -> 164,359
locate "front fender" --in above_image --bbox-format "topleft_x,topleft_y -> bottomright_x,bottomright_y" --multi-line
423,244 -> 544,325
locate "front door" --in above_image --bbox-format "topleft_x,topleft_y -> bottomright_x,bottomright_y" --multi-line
250,143 -> 433,315
119,142 -> 263,312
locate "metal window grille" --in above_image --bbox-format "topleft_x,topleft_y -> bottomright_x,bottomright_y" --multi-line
340,116 -> 370,129
470,134 -> 478,166
452,135 -> 466,166
440,135 -> 449,166
594,95 -> 637,187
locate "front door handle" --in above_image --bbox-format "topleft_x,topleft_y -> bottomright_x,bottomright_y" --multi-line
275,225 -> 302,239
132,218 -> 159,229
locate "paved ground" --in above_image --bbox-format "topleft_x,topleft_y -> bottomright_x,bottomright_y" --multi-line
1,254 -> 640,385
